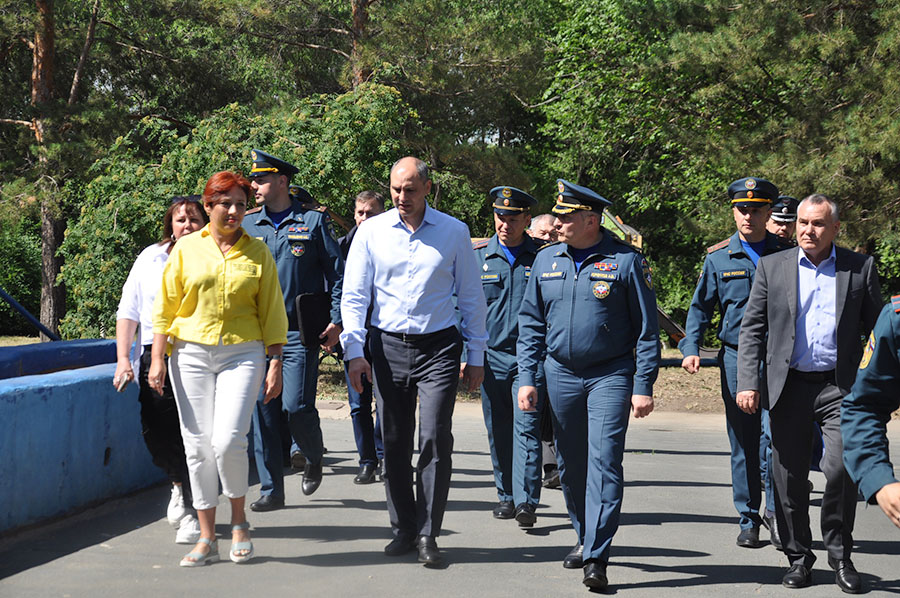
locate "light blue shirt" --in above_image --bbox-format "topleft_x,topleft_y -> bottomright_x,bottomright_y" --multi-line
340,204 -> 489,365
790,245 -> 837,372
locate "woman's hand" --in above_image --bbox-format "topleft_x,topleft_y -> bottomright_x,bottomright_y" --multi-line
148,357 -> 167,395
113,357 -> 134,392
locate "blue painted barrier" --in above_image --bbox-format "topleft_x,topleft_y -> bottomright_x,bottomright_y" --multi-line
0,362 -> 164,534
0,339 -> 118,380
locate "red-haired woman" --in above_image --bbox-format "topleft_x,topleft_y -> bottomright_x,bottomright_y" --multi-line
150,171 -> 288,566
114,195 -> 207,545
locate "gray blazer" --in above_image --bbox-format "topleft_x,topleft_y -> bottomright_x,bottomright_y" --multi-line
737,245 -> 882,408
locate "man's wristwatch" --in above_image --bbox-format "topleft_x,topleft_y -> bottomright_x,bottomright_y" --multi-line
270,354 -> 284,361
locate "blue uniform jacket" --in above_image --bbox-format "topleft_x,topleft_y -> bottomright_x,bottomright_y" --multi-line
474,235 -> 541,363
679,232 -> 791,357
842,299 -> 900,502
517,234 -> 660,396
243,200 -> 344,330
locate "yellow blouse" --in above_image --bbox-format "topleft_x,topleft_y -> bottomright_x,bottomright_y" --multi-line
152,225 -> 288,348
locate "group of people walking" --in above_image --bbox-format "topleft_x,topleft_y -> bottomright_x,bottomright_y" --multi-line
112,151 -> 898,591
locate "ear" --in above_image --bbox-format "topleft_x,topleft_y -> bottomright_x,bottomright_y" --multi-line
424,179 -> 433,195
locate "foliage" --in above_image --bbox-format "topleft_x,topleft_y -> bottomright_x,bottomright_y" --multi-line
0,213 -> 41,336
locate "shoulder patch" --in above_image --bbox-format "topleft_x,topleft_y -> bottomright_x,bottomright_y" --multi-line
471,238 -> 489,250
859,331 -> 876,370
246,206 -> 262,214
706,238 -> 730,253
892,294 -> 900,313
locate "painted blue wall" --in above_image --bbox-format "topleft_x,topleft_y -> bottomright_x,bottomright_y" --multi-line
0,339 -> 117,380
0,362 -> 164,533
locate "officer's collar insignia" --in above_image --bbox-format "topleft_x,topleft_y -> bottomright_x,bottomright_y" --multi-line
745,179 -> 756,190
501,187 -> 512,198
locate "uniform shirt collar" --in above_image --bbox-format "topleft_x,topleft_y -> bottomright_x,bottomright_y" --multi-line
257,199 -> 303,226
486,233 -> 539,258
557,231 -> 616,259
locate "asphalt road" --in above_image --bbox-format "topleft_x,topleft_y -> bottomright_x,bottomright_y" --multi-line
1,405 -> 898,597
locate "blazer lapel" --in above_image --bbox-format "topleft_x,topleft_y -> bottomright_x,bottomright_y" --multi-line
782,248 -> 799,321
835,247 -> 849,324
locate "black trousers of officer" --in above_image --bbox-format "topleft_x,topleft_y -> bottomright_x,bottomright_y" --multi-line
370,326 -> 462,539
769,370 -> 858,568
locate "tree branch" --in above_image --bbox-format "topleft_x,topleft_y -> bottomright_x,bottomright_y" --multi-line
18,34 -> 35,50
69,0 -> 101,106
0,118 -> 36,129
98,20 -> 180,63
129,113 -> 194,129
241,29 -> 350,59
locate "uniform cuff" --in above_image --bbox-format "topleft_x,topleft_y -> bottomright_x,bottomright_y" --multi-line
633,381 -> 654,397
858,466 -> 900,503
677,339 -> 699,358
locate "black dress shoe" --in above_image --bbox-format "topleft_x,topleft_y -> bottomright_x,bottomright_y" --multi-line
249,494 -> 284,512
737,525 -> 763,548
829,558 -> 863,594
384,534 -> 416,556
543,468 -> 561,489
353,462 -> 377,484
492,500 -> 515,519
375,460 -> 384,482
563,543 -> 584,569
290,450 -> 307,471
582,561 -> 609,591
782,564 -> 812,589
301,462 -> 323,495
762,513 -> 782,550
514,503 -> 537,528
416,535 -> 442,567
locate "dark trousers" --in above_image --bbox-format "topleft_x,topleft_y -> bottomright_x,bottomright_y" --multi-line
370,327 -> 462,539
138,349 -> 192,504
252,331 -> 323,499
344,353 -> 384,466
770,371 -> 858,568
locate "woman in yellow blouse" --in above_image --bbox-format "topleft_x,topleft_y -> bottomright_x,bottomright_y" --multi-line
150,171 -> 288,567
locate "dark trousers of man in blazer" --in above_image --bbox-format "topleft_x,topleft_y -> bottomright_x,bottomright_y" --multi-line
737,244 -> 881,569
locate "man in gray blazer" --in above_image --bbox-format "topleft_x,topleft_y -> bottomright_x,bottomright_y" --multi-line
736,194 -> 881,593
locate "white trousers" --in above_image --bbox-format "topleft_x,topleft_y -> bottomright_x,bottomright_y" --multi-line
169,339 -> 265,510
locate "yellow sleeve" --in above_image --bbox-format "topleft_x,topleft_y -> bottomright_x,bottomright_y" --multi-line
152,244 -> 184,335
256,246 -> 289,348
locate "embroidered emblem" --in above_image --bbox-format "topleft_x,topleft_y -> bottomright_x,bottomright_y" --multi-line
592,281 -> 611,299
291,242 -> 305,257
720,269 -> 749,279
859,332 -> 875,370
641,258 -> 652,290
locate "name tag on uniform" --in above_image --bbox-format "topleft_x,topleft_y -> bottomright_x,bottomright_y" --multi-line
287,233 -> 311,241
481,273 -> 500,283
590,272 -> 617,281
254,236 -> 264,240
541,271 -> 565,280
232,263 -> 260,276
720,269 -> 749,279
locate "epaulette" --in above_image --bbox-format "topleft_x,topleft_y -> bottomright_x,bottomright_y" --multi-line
537,240 -> 562,252
246,206 -> 262,214
302,203 -> 327,213
610,234 -> 642,253
892,294 -> 900,313
706,238 -> 730,253
471,238 -> 489,250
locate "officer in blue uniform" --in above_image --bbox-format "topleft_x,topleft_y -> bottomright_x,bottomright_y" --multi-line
679,177 -> 792,548
767,195 -> 799,242
842,298 -> 900,530
242,149 -> 344,511
517,180 -> 660,591
471,186 -> 546,527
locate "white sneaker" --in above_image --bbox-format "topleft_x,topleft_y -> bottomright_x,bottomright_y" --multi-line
167,485 -> 189,527
175,515 -> 201,545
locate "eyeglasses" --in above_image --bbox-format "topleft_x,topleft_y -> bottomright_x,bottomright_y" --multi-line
170,195 -> 202,205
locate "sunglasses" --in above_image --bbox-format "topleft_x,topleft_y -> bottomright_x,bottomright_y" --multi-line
170,195 -> 202,205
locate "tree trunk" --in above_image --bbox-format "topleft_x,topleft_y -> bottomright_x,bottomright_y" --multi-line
33,0 -> 64,340
350,0 -> 371,88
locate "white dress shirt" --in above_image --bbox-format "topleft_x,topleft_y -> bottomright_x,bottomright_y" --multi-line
790,244 -> 837,372
116,242 -> 171,350
340,205 -> 488,365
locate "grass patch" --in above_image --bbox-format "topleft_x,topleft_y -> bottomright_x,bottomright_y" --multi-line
0,336 -> 40,347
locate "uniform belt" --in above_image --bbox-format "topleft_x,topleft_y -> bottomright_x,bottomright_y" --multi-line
378,326 -> 455,343
790,368 -> 835,383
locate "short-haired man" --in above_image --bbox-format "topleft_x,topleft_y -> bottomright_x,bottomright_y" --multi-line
737,194 -> 882,592
767,195 -> 799,241
341,157 -> 488,567
338,190 -> 386,484
243,149 -> 344,511
529,213 -> 557,243
517,180 -> 660,591
470,186 -> 546,527
679,177 -> 791,549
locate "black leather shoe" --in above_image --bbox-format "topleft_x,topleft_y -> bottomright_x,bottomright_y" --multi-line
416,535 -> 442,567
582,561 -> 609,591
737,525 -> 763,548
493,500 -> 515,519
543,467 -> 561,489
829,558 -> 863,594
249,494 -> 284,512
290,450 -> 307,471
514,503 -> 537,528
353,462 -> 377,484
375,460 -> 384,482
384,534 -> 416,556
782,564 -> 812,589
762,513 -> 782,550
301,462 -> 323,495
563,544 -> 584,569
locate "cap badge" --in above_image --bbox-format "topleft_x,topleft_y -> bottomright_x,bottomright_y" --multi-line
501,187 -> 512,198
746,191 -> 754,199
503,198 -> 510,206
781,207 -> 788,213
251,150 -> 258,161
745,179 -> 757,190
557,195 -> 563,203
557,181 -> 565,193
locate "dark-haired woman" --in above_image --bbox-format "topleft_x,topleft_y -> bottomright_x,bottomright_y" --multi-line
114,195 -> 206,545
150,172 -> 288,566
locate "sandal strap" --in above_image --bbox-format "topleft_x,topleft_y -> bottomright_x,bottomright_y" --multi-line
231,521 -> 250,532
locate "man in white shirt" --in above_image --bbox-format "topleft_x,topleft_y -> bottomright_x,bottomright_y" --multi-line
340,156 -> 488,567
